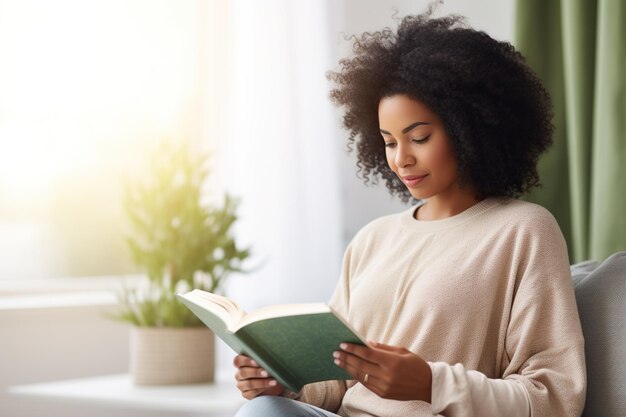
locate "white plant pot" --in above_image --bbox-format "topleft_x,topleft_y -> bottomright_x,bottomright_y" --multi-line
130,326 -> 215,385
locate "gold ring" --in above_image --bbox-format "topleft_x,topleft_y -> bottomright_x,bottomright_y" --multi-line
364,373 -> 369,383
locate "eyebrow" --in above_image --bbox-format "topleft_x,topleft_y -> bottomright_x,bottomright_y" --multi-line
379,121 -> 429,136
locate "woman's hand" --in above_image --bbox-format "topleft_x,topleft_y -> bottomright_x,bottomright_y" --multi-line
333,341 -> 432,402
233,354 -> 286,400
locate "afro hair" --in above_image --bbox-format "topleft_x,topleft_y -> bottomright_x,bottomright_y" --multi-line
327,8 -> 553,203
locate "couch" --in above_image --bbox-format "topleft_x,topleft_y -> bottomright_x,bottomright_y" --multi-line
571,251 -> 625,417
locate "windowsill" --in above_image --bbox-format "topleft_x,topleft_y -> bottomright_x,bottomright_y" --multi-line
8,372 -> 243,413
0,291 -> 118,311
0,274 -> 145,311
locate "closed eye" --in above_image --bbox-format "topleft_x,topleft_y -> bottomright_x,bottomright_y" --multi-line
412,135 -> 431,144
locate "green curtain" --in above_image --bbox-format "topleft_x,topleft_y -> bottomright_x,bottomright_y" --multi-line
515,0 -> 626,263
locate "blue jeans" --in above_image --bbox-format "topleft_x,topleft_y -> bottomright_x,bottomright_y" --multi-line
234,396 -> 341,417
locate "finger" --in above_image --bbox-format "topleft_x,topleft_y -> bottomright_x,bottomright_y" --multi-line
241,389 -> 268,400
236,366 -> 270,381
233,355 -> 259,368
339,343 -> 381,365
332,351 -> 388,396
237,377 -> 278,393
240,381 -> 286,399
368,341 -> 409,353
333,351 -> 379,380
239,386 -> 270,400
333,352 -> 388,397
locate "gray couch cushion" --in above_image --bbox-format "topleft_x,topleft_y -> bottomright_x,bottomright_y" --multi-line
572,251 -> 626,417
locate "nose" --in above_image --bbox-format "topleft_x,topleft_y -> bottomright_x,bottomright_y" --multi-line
395,142 -> 416,168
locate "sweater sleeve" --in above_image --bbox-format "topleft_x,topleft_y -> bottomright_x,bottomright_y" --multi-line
429,362 -> 530,416
299,380 -> 348,412
500,212 -> 586,417
430,210 -> 586,417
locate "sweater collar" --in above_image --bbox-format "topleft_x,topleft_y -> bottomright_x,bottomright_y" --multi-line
400,197 -> 504,232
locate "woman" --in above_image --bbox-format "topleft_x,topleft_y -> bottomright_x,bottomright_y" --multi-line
233,10 -> 586,417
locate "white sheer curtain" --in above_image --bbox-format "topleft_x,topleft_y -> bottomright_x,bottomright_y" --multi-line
212,0 -> 344,311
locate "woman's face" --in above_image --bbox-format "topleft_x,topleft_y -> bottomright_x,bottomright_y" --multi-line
378,94 -> 463,202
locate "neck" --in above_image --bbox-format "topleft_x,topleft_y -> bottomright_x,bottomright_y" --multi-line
416,192 -> 481,221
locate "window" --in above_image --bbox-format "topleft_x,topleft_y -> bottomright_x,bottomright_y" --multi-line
0,0 -> 215,280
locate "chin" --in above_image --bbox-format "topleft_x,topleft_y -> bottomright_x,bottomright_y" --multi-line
408,190 -> 432,201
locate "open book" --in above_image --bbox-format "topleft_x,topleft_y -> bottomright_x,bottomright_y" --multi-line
177,289 -> 365,393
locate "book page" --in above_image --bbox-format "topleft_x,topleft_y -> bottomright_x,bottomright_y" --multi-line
180,289 -> 245,330
235,303 -> 330,331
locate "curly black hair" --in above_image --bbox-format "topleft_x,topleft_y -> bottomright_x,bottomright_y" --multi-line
327,9 -> 553,203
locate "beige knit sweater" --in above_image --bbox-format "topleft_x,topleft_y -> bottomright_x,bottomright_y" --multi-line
299,198 -> 586,417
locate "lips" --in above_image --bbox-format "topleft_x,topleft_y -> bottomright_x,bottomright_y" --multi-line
401,174 -> 428,186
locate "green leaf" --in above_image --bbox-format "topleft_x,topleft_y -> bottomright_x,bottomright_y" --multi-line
117,140 -> 252,327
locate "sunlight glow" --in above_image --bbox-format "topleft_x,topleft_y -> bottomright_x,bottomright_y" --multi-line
0,0 -> 208,278
0,0 -> 200,196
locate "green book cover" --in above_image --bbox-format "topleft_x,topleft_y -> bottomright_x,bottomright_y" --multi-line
177,289 -> 365,393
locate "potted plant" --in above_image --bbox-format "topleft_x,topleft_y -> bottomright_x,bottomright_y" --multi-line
114,141 -> 250,385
